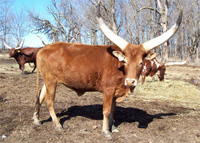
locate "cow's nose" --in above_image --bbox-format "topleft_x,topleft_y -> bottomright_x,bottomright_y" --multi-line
125,78 -> 137,87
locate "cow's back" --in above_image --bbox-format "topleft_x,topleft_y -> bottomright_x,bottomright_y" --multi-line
20,47 -> 40,62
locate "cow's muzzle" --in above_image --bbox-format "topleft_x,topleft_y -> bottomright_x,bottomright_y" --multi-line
124,78 -> 137,87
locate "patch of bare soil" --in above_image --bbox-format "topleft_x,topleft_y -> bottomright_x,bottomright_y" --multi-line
0,53 -> 200,143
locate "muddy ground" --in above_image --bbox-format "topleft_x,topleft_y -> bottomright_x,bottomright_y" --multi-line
0,52 -> 200,143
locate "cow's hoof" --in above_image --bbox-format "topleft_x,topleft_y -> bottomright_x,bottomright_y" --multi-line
33,119 -> 41,126
55,125 -> 65,132
32,114 -> 41,126
112,125 -> 119,133
102,130 -> 112,139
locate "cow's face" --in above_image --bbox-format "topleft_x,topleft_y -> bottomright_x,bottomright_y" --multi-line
158,65 -> 167,81
9,48 -> 20,57
113,44 -> 146,88
4,40 -> 24,57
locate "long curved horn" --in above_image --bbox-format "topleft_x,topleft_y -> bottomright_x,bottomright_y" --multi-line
165,60 -> 187,66
37,35 -> 54,45
15,39 -> 24,49
96,1 -> 128,51
37,35 -> 46,45
142,9 -> 183,52
4,42 -> 13,49
16,39 -> 22,47
49,37 -> 54,44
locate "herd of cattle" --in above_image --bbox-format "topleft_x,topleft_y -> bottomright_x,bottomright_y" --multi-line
4,41 -> 186,82
3,2 -> 187,138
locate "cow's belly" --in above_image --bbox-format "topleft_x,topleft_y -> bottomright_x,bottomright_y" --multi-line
59,70 -> 103,92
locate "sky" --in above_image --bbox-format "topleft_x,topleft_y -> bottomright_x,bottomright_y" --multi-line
14,0 -> 52,47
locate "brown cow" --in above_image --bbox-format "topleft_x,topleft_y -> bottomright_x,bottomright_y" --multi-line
141,54 -> 187,84
4,36 -> 54,74
4,40 -> 42,74
32,3 -> 183,138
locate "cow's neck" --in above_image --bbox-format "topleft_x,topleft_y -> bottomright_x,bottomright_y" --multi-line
115,86 -> 134,102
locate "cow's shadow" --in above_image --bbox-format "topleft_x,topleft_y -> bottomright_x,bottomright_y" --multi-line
41,104 -> 175,129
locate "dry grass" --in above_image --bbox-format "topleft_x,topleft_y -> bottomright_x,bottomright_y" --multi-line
129,77 -> 200,109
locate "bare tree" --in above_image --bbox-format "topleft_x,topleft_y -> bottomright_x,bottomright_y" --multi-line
156,0 -> 169,62
171,0 -> 199,63
0,0 -> 14,49
26,0 -> 199,65
29,0 -> 83,43
186,0 -> 200,63
10,9 -> 28,42
28,10 -> 59,42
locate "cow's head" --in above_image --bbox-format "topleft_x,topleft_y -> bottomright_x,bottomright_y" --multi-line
97,2 -> 182,89
158,64 -> 167,81
4,40 -> 24,57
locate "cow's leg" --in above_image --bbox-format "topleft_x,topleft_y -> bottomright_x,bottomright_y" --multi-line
28,63 -> 33,68
102,87 -> 115,138
141,75 -> 145,85
152,75 -> 156,81
32,62 -> 36,73
33,84 -> 46,125
19,64 -> 24,74
45,83 -> 63,131
110,100 -> 119,133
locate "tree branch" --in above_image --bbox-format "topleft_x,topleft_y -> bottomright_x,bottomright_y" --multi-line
132,7 -> 161,21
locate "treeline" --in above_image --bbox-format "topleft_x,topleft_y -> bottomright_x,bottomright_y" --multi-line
0,0 -> 199,64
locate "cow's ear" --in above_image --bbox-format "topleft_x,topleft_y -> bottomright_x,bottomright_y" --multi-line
112,51 -> 127,63
145,52 -> 157,60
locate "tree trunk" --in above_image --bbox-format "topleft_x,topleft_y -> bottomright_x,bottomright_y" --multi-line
157,0 -> 169,62
110,0 -> 117,34
196,46 -> 199,64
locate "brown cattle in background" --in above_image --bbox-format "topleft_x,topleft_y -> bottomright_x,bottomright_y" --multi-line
4,40 -> 41,74
141,54 -> 187,84
4,37 -> 54,74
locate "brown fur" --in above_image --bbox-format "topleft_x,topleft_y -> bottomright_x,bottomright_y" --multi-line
141,58 -> 166,84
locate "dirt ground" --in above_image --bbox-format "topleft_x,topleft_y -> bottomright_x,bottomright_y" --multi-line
0,52 -> 200,143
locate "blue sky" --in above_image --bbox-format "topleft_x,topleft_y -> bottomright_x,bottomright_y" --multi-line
14,0 -> 52,47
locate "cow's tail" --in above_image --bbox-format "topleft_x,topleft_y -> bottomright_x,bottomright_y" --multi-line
33,55 -> 40,124
35,54 -> 41,108
36,59 -> 39,100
